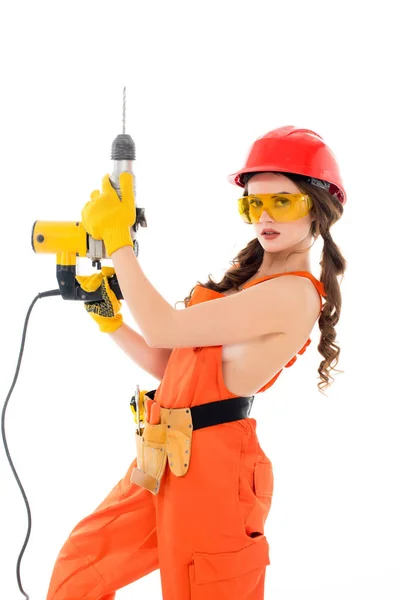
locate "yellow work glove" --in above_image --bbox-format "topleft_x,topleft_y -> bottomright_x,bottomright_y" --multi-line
76,266 -> 123,333
81,172 -> 137,257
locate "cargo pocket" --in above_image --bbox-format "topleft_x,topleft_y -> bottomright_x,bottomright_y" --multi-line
189,535 -> 270,599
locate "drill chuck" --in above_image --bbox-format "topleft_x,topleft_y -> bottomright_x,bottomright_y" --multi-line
111,133 -> 135,160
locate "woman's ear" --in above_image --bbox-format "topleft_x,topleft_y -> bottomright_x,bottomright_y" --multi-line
309,220 -> 317,237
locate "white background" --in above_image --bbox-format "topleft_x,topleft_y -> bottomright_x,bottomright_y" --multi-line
1,1 -> 399,599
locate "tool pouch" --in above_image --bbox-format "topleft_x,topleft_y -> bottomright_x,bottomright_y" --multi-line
130,402 -> 194,495
161,406 -> 193,478
130,421 -> 168,495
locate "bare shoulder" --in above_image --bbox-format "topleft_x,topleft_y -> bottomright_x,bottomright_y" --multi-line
275,274 -> 322,324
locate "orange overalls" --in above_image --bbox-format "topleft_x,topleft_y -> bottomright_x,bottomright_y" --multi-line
46,271 -> 326,600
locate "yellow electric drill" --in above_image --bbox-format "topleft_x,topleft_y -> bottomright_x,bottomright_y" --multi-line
31,87 -> 147,303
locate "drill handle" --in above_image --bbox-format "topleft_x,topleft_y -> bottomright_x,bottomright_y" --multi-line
56,207 -> 147,301
56,267 -> 124,301
77,273 -> 124,302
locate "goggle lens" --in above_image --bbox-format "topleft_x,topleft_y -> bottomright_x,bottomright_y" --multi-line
237,193 -> 313,223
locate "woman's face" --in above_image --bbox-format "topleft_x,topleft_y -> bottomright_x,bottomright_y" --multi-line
247,172 -> 314,253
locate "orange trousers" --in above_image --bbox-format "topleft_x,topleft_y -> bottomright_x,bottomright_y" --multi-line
46,417 -> 273,599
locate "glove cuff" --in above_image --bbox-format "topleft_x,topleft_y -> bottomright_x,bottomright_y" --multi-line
90,312 -> 124,333
103,227 -> 133,257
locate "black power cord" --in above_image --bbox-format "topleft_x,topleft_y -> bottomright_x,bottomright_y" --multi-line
1,289 -> 61,600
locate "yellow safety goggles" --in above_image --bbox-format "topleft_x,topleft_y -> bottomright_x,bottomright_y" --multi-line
237,193 -> 313,224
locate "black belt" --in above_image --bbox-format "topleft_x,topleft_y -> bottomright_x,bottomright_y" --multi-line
144,389 -> 254,431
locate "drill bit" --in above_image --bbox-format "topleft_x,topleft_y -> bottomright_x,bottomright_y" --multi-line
122,86 -> 126,135
111,87 -> 135,161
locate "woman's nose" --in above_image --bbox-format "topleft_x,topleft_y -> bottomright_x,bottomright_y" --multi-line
259,209 -> 275,222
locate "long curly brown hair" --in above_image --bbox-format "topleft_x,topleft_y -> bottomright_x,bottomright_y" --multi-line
175,171 -> 347,395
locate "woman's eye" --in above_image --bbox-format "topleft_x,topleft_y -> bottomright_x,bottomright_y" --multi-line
274,196 -> 290,207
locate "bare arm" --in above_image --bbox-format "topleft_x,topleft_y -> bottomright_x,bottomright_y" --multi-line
111,246 -> 319,349
108,321 -> 173,381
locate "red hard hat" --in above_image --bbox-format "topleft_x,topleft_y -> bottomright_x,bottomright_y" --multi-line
228,126 -> 347,205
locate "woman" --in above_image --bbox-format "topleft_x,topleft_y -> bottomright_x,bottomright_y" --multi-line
46,125 -> 347,600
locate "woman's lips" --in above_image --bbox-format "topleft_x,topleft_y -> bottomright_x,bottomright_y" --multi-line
262,230 -> 281,238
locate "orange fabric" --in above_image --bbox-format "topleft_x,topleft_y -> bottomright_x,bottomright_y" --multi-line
46,271 -> 325,600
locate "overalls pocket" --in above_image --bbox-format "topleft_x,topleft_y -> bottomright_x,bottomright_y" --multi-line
238,434 -> 274,539
254,461 -> 274,498
188,535 -> 270,599
245,460 -> 274,538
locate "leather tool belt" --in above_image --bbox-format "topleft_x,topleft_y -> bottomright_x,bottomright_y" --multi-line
130,389 -> 254,495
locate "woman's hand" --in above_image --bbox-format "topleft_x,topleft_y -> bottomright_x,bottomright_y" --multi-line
76,266 -> 123,333
81,172 -> 137,257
